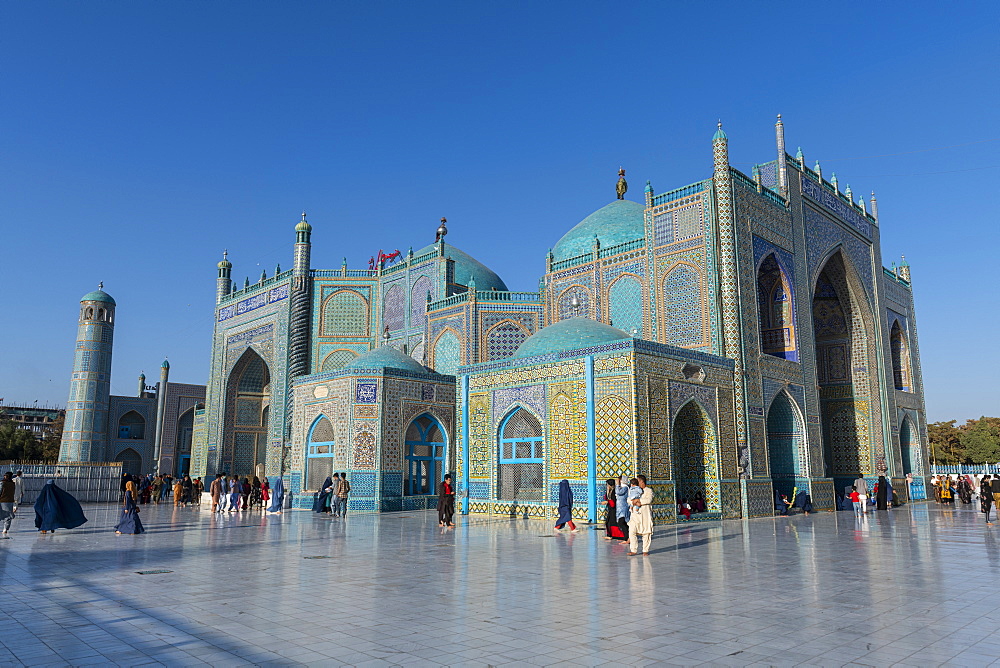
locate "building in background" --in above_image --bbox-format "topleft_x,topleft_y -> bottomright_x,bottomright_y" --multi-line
0,405 -> 65,436
58,286 -> 206,476
192,117 -> 928,519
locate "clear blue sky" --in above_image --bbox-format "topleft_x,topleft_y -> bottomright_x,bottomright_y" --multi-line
2,2 -> 997,423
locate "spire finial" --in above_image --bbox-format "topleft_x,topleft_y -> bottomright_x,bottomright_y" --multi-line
223,249 -> 228,260
301,211 -> 307,221
98,281 -> 104,291
436,217 -> 448,242
616,168 -> 628,200
776,113 -> 782,123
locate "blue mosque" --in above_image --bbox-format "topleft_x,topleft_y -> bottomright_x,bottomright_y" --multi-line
62,117 -> 930,522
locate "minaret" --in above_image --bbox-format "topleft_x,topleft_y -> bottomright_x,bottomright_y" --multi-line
288,211 -> 313,378
152,359 -> 170,473
775,114 -> 788,197
137,372 -> 146,398
898,255 -> 910,282
60,284 -> 116,463
216,250 -> 232,303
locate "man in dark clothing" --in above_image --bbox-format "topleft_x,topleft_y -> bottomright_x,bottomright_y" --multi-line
982,475 -> 993,525
438,474 -> 456,527
1,472 -> 16,534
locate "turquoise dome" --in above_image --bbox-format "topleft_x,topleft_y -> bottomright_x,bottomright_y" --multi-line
513,317 -> 630,359
551,200 -> 645,262
414,242 -> 508,291
81,290 -> 116,305
344,346 -> 433,374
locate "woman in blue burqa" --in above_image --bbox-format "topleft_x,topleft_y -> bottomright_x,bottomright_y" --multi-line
554,479 -> 578,532
114,480 -> 145,534
313,476 -> 334,513
34,479 -> 87,534
266,476 -> 285,514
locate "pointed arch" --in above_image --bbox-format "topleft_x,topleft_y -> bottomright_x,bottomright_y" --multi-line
115,447 -> 142,476
305,414 -> 336,491
117,410 -> 146,440
497,407 -> 544,502
899,415 -> 922,475
484,319 -> 529,362
382,283 -> 405,331
431,327 -> 461,375
557,284 -> 591,321
225,347 -> 272,475
757,253 -> 797,360
671,399 -> 719,512
607,274 -> 643,336
661,262 -> 705,348
404,413 -> 447,496
766,391 -> 806,481
321,289 -> 369,337
890,319 -> 911,391
410,275 -> 433,325
321,348 -> 358,372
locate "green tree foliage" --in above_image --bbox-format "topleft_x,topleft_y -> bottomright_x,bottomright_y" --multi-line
927,420 -> 964,465
0,416 -> 62,462
960,417 -> 1000,465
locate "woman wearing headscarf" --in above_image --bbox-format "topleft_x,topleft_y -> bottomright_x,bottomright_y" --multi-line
313,476 -> 334,513
554,479 -> 577,532
115,479 -> 145,534
251,476 -> 263,509
267,476 -> 284,514
182,474 -> 193,505
34,480 -> 87,534
138,475 -> 151,505
260,478 -> 270,508
614,475 -> 631,543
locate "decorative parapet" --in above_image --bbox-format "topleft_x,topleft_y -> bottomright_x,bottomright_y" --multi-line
218,270 -> 293,304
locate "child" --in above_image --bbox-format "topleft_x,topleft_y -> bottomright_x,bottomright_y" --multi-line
627,478 -> 642,515
850,485 -> 862,515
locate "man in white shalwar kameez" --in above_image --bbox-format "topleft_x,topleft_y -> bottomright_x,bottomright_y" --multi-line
628,475 -> 654,556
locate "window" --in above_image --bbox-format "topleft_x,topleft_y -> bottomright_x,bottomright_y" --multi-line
497,408 -> 544,501
404,414 -> 445,495
118,410 -> 146,439
757,254 -> 797,359
890,321 -> 910,391
306,416 -> 336,491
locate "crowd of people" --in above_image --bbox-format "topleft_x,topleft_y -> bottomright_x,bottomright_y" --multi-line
206,473 -> 272,512
594,475 -> 654,555
311,473 -> 351,517
930,473 -> 1000,524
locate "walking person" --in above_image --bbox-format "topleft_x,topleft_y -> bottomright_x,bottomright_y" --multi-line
313,476 -> 334,514
261,477 -> 271,510
12,471 -> 23,513
1,472 -> 16,535
173,477 -> 184,507
554,479 -> 577,532
210,474 -> 223,512
992,474 -> 1000,519
329,474 -> 342,517
151,475 -> 163,505
192,477 -> 204,506
980,475 -> 993,525
336,473 -> 350,516
34,479 -> 87,534
614,475 -> 631,543
182,474 -> 193,506
228,476 -> 241,511
853,475 -> 869,513
627,475 -> 654,556
438,474 -> 455,527
115,479 -> 145,535
266,476 -> 285,514
850,486 -> 863,515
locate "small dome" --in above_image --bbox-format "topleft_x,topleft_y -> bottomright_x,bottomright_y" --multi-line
551,200 -> 645,262
344,346 -> 435,374
296,211 -> 312,233
161,359 -> 170,369
81,289 -> 116,306
217,257 -> 232,269
513,317 -> 630,359
413,242 -> 508,291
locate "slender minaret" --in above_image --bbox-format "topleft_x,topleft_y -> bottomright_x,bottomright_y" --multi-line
60,284 -> 116,462
775,114 -> 788,197
152,359 -> 169,473
137,372 -> 146,398
898,255 -> 910,282
216,250 -> 232,303
288,211 -> 312,378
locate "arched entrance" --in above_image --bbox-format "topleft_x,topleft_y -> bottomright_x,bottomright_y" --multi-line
175,408 -> 194,476
671,401 -> 719,512
497,408 -> 544,502
900,416 -> 921,475
116,447 -> 142,476
766,392 -> 805,491
812,251 -> 876,479
306,416 -> 336,491
224,348 -> 271,475
404,413 -> 446,495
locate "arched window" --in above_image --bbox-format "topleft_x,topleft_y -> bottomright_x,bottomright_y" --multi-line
404,414 -> 446,495
383,283 -> 405,331
662,264 -> 704,347
85,307 -> 94,319
98,308 -> 105,321
485,321 -> 528,361
900,416 -> 921,475
306,416 -> 336,491
321,349 -> 358,372
411,275 -> 433,324
890,320 -> 910,391
322,290 -> 368,337
118,410 -> 146,440
557,285 -> 590,320
432,329 -> 461,375
497,408 -> 544,502
175,408 -> 194,476
757,254 -> 797,359
608,275 -> 643,336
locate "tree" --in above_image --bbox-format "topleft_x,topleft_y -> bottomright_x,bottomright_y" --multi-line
960,417 -> 1000,465
0,418 -> 41,460
927,420 -> 964,465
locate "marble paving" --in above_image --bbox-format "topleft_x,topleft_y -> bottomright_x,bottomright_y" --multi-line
1,500 -> 999,667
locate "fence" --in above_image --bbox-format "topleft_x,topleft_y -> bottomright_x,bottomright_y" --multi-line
930,464 -> 1000,476
0,462 -> 123,503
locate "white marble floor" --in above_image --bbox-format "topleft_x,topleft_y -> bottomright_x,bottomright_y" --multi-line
0,500 -> 999,667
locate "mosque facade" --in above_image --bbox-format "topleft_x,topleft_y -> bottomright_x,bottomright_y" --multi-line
191,118 -> 928,520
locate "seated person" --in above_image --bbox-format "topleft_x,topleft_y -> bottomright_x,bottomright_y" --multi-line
775,489 -> 790,516
677,497 -> 692,519
793,490 -> 813,515
691,491 -> 707,513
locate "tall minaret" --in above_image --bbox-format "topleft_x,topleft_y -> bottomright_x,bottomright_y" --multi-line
216,250 -> 232,303
60,284 -> 116,463
137,372 -> 146,398
288,211 -> 312,378
152,359 -> 170,474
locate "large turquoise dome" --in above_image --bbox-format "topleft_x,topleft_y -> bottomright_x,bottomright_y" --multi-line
414,243 -> 508,291
551,200 -> 645,262
344,345 -> 433,374
513,317 -> 630,359
80,289 -> 116,305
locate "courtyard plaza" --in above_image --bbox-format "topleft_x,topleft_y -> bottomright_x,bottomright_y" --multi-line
0,501 -> 998,667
